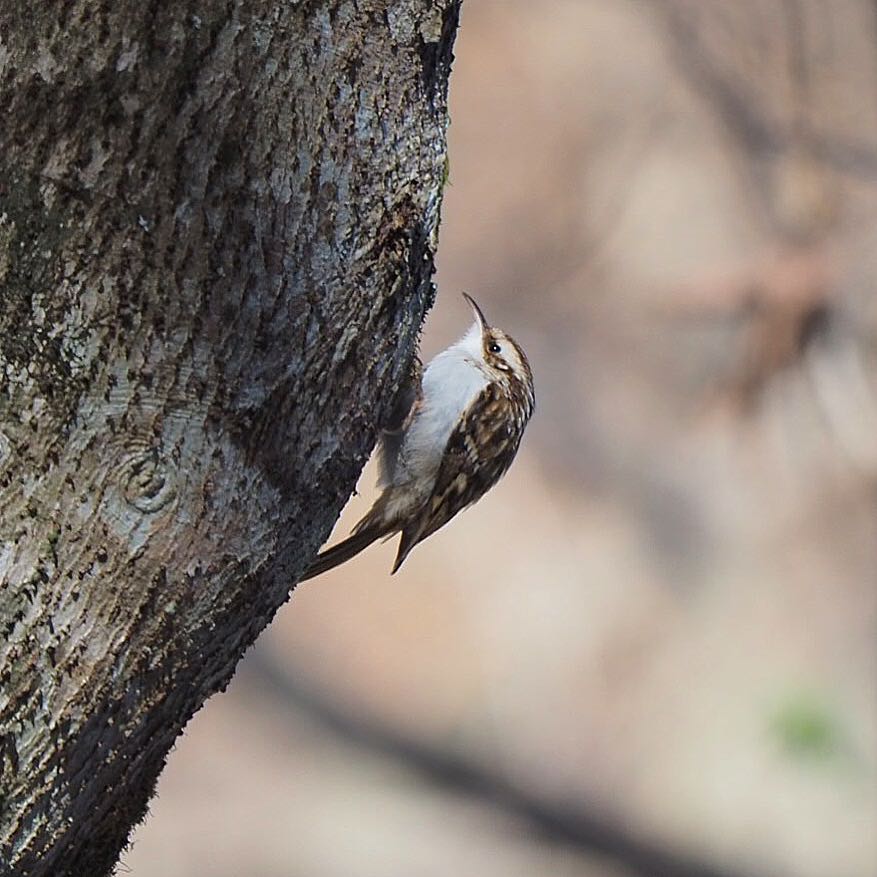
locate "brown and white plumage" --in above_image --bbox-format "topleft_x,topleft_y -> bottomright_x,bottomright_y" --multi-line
301,294 -> 534,580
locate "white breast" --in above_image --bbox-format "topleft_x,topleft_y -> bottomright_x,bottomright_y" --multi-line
389,323 -> 488,491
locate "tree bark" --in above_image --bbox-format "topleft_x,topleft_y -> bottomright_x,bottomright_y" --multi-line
0,2 -> 460,874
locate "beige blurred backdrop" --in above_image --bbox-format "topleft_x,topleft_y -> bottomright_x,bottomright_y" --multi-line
125,3 -> 877,876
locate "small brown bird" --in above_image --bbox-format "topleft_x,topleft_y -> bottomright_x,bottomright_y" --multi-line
302,293 -> 535,579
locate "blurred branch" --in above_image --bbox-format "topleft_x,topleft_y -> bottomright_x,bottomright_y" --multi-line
655,2 -> 777,160
242,648 -> 782,877
652,0 -> 877,182
782,0 -> 811,131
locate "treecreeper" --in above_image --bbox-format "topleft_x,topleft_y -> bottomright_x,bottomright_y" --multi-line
302,294 -> 535,579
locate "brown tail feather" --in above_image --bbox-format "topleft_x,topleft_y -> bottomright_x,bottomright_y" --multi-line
390,524 -> 423,574
299,525 -> 387,581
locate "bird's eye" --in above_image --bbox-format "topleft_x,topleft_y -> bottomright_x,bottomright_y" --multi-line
488,342 -> 501,354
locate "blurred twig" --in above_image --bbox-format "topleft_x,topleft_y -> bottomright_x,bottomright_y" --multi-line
242,647 -> 783,877
652,0 -> 877,184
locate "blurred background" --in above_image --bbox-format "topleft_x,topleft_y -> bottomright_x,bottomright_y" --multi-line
125,2 -> 877,875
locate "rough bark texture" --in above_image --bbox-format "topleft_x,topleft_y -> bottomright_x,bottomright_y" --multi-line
0,2 -> 460,874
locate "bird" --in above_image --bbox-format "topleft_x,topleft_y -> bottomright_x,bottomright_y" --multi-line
301,293 -> 535,580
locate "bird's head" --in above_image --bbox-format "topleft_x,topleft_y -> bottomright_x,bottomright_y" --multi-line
462,293 -> 534,409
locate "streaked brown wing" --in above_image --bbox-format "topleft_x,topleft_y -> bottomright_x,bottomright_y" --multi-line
393,383 -> 522,570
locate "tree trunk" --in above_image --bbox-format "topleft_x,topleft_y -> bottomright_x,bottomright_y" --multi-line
0,2 -> 460,874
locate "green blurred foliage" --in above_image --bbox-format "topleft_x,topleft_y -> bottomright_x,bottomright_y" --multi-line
770,692 -> 845,762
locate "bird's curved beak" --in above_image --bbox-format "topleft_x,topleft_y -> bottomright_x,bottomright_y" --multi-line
462,292 -> 490,332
